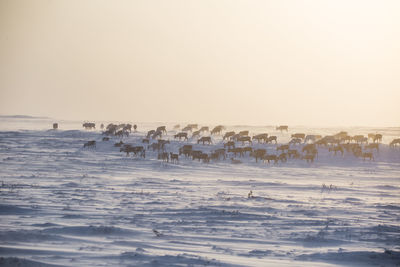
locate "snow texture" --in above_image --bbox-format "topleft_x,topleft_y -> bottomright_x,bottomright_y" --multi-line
0,117 -> 399,266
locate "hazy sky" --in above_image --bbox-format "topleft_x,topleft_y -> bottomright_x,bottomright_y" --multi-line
1,0 -> 399,126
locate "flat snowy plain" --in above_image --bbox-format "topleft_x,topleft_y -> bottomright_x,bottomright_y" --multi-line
0,117 -> 399,266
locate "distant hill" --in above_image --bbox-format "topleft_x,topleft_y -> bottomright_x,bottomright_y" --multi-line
0,115 -> 51,119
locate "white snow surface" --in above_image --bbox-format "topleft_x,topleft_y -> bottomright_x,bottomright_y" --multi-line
0,117 -> 399,266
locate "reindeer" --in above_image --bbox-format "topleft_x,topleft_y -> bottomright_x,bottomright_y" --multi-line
214,148 -> 226,160
120,145 -> 133,156
83,140 -> 96,149
340,135 -> 352,143
278,153 -> 287,162
242,146 -> 253,155
239,130 -> 249,136
192,130 -> 201,138
303,145 -> 318,162
223,131 -> 235,140
316,138 -> 328,147
174,132 -> 188,141
211,125 -> 224,135
302,153 -> 316,163
156,126 -> 167,134
170,152 -> 179,163
252,149 -> 266,163
291,133 -> 305,140
210,152 -> 220,161
289,138 -> 302,145
115,130 -> 129,138
365,143 -> 379,152
329,145 -> 344,156
199,153 -> 210,163
318,136 -> 338,146
197,136 -> 212,145
148,143 -> 161,151
182,126 -> 192,132
146,130 -> 155,138
390,138 -> 400,147
288,149 -> 300,159
351,144 -> 362,157
114,141 -> 124,147
191,151 -> 209,163
187,124 -> 198,129
304,135 -> 320,143
83,122 -> 96,130
373,134 -> 382,143
263,154 -> 278,164
103,129 -> 114,136
116,124 -> 125,131
103,124 -> 117,135
199,126 -> 209,132
333,131 -> 348,140
134,146 -> 146,158
252,133 -> 268,143
224,141 -> 235,149
152,130 -> 163,139
231,134 -> 241,142
368,133 -> 376,140
342,143 -> 353,153
190,150 -> 202,161
276,125 -> 288,132
121,145 -> 145,158
228,147 -> 244,157
123,124 -> 132,132
277,144 -> 289,152
353,135 -> 367,144
302,144 -> 316,154
267,136 -> 277,144
158,152 -> 169,162
362,152 -> 373,161
231,158 -> 242,164
158,139 -> 170,150
237,136 -> 252,145
210,149 -> 226,161
179,145 -> 193,157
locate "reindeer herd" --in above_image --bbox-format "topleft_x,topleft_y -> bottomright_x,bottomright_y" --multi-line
81,122 -> 400,165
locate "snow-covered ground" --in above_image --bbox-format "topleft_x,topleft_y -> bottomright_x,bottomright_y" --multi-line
0,116 -> 399,266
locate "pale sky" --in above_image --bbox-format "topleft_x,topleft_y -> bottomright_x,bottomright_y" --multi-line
1,0 -> 399,126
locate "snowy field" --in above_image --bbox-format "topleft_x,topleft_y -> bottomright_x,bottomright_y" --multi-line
0,116 -> 399,267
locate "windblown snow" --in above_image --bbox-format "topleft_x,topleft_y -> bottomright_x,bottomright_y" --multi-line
0,117 -> 399,266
